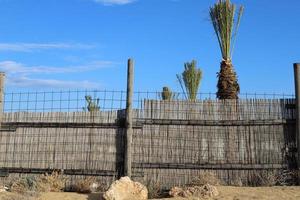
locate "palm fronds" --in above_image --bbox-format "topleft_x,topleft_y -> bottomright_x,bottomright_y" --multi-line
209,0 -> 244,60
177,60 -> 202,100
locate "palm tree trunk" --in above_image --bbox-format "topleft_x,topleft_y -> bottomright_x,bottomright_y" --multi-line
216,60 -> 240,99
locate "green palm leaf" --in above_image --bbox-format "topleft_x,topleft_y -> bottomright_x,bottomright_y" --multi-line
210,0 -> 244,61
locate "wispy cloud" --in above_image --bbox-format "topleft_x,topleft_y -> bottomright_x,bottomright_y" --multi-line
8,76 -> 100,89
93,0 -> 136,5
0,60 -> 113,75
0,60 -> 113,89
0,43 -> 95,52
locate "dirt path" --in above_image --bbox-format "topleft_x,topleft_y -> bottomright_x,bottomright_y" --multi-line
1,186 -> 300,200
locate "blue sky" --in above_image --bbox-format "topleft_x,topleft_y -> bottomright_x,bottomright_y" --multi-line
0,0 -> 299,95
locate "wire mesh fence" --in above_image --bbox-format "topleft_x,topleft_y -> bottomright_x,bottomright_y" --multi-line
0,88 -> 297,187
3,90 -> 127,112
3,90 -> 295,113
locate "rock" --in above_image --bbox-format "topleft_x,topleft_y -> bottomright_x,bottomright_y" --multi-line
0,185 -> 8,193
169,184 -> 218,198
169,186 -> 184,197
200,184 -> 219,197
90,182 -> 99,193
103,177 -> 148,200
169,186 -> 195,198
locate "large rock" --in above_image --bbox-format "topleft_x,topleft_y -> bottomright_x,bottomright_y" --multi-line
103,177 -> 148,200
169,184 -> 218,198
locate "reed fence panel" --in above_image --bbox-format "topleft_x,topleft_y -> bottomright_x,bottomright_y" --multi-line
0,98 -> 296,187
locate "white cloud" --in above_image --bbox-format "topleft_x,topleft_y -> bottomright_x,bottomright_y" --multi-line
0,60 -> 114,89
8,76 -> 100,89
0,43 -> 95,52
0,60 -> 113,75
93,0 -> 136,5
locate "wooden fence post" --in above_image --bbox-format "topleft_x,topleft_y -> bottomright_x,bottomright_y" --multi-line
294,63 -> 300,173
0,72 -> 5,128
125,58 -> 134,177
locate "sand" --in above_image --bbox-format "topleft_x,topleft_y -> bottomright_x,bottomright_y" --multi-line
0,186 -> 300,200
157,186 -> 300,200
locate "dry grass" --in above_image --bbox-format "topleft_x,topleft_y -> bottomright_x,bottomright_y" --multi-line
249,170 -> 299,187
252,171 -> 277,186
276,170 -> 299,186
188,172 -> 221,186
10,176 -> 37,194
36,171 -> 67,192
72,177 -> 97,194
6,177 -> 40,200
7,171 -> 67,195
146,179 -> 163,199
69,177 -> 107,194
229,176 -> 243,186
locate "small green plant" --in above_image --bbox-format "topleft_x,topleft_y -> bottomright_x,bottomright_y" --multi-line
83,95 -> 100,112
177,60 -> 202,100
160,86 -> 177,100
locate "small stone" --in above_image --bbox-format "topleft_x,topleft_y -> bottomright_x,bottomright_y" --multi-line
169,186 -> 184,197
200,184 -> 219,197
0,186 -> 8,193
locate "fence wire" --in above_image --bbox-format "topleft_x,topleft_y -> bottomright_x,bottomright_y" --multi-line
4,90 -> 127,112
3,90 -> 295,113
0,89 -> 297,187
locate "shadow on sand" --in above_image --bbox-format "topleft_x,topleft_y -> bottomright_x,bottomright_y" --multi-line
87,193 -> 104,200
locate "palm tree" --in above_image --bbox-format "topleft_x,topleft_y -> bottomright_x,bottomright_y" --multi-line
209,0 -> 244,99
177,60 -> 202,100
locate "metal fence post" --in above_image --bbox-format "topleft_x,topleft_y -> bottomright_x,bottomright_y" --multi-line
125,59 -> 134,177
0,72 -> 5,127
294,63 -> 300,173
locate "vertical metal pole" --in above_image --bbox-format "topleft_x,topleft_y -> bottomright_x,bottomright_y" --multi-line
125,59 -> 134,177
0,72 -> 5,128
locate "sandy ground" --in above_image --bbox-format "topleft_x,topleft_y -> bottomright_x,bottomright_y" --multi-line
156,186 -> 300,200
0,186 -> 300,200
